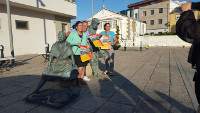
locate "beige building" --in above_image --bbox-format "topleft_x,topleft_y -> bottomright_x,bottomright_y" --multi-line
128,0 -> 184,34
169,7 -> 199,32
139,1 -> 170,33
0,0 -> 76,56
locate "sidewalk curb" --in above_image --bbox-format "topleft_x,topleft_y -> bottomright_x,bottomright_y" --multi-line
173,52 -> 198,113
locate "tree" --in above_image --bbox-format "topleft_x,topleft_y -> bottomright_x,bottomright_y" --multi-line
114,25 -> 121,50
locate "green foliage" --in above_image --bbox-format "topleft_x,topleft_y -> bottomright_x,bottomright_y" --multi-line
116,25 -> 120,44
144,32 -> 177,36
0,70 -> 5,74
144,33 -> 150,35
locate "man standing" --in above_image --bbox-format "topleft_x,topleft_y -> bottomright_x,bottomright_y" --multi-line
176,2 -> 200,112
82,21 -> 91,82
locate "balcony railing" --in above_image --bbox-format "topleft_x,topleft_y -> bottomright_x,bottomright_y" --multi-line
65,0 -> 75,3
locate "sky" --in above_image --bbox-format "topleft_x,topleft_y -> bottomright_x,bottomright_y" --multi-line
71,0 -> 199,25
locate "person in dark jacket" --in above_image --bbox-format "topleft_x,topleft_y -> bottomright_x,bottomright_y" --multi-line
176,2 -> 200,112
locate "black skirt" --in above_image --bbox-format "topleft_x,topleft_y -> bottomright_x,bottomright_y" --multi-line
74,55 -> 89,67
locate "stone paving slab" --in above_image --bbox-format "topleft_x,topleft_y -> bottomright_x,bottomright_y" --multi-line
62,108 -> 92,113
27,105 -> 64,113
0,86 -> 25,97
0,101 -> 38,113
0,47 -> 197,113
69,96 -> 108,112
97,102 -> 134,113
135,94 -> 170,113
109,83 -> 141,106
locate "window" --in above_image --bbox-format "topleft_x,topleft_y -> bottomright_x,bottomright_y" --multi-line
150,20 -> 154,25
66,0 -> 75,3
130,9 -> 133,17
143,11 -> 146,16
113,20 -> 117,28
151,10 -> 154,15
16,20 -> 29,29
98,22 -> 102,29
175,14 -> 180,20
158,19 -> 162,24
62,23 -> 67,31
159,8 -> 163,13
107,21 -> 112,27
103,21 -> 112,28
135,13 -> 138,19
103,21 -> 107,27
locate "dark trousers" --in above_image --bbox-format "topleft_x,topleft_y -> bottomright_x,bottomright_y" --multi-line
194,50 -> 200,104
194,71 -> 200,104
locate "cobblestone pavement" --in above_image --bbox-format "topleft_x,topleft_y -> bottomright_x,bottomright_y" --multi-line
0,47 -> 197,113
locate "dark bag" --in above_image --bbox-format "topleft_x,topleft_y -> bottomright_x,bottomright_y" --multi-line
112,45 -> 120,50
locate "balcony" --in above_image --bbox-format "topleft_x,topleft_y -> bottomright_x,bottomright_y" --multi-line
0,0 -> 77,18
65,0 -> 75,3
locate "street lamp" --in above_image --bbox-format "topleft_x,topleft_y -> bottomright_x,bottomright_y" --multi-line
6,0 -> 15,65
91,0 -> 93,18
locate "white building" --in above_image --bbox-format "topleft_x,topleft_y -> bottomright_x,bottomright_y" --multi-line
87,8 -> 146,41
0,0 -> 76,56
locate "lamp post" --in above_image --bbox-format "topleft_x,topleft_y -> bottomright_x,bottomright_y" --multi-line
6,0 -> 15,65
91,0 -> 93,19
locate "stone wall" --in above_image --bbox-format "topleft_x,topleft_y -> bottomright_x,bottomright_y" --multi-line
120,35 -> 191,47
135,35 -> 191,47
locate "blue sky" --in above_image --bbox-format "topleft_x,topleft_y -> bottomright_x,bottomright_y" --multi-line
71,0 -> 199,25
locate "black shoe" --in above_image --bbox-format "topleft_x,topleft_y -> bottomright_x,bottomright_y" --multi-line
109,73 -> 113,76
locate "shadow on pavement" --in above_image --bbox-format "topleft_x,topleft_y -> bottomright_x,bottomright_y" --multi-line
155,91 -> 195,113
0,51 -> 195,113
14,55 -> 40,67
96,60 -> 195,113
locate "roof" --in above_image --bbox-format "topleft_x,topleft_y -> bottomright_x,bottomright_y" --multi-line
102,8 -> 130,18
87,8 -> 128,20
169,7 -> 182,14
87,8 -> 143,22
169,1 -> 187,14
128,0 -> 186,8
128,0 -> 155,8
172,1 -> 187,5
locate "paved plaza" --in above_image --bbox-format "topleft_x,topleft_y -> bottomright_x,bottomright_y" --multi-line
0,47 -> 197,113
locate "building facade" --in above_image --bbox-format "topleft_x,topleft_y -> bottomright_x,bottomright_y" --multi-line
124,0 -> 184,34
0,0 -> 76,56
169,9 -> 200,32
